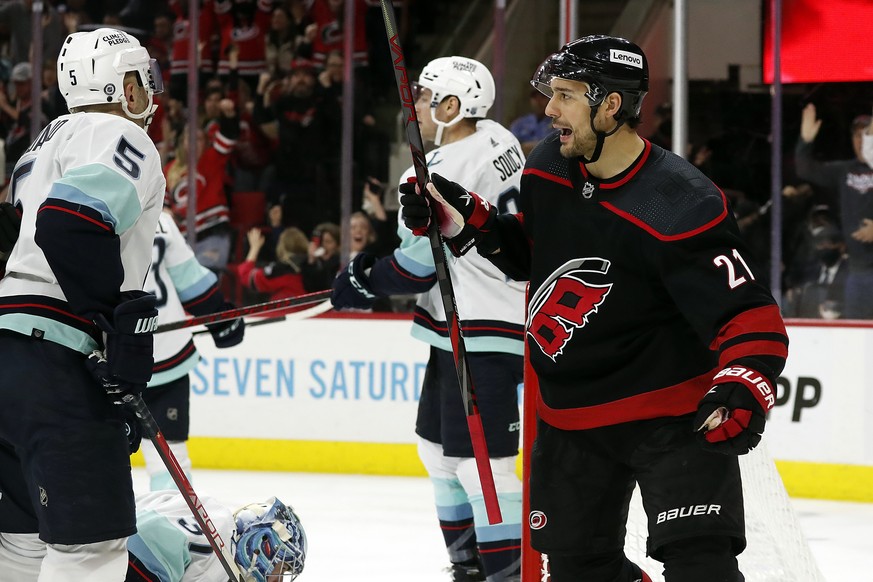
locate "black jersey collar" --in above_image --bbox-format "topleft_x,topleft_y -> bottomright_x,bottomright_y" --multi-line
577,138 -> 652,190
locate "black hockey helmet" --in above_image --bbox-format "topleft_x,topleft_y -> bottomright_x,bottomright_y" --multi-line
531,35 -> 649,123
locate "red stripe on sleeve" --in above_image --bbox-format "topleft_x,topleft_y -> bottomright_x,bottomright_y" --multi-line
710,304 -> 787,351
719,339 -> 788,369
38,205 -> 111,231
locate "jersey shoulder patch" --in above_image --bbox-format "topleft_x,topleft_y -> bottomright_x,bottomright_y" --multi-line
609,147 -> 727,238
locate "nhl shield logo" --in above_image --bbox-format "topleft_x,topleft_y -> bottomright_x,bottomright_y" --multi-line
527,258 -> 612,360
580,182 -> 595,199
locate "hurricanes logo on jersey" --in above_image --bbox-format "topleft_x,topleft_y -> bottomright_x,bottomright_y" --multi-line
527,258 -> 612,360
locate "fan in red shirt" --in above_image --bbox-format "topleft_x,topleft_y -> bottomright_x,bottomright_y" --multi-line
238,225 -> 308,301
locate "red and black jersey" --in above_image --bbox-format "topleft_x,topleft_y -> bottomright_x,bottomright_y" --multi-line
208,0 -> 273,77
237,259 -> 306,301
494,136 -> 788,430
166,129 -> 236,237
168,0 -> 216,76
309,0 -> 369,66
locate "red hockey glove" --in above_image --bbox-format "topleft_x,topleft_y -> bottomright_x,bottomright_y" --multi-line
694,365 -> 775,455
400,174 -> 497,257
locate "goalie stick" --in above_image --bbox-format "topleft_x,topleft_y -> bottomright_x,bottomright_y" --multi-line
156,289 -> 332,333
124,393 -> 243,582
377,0 -> 502,524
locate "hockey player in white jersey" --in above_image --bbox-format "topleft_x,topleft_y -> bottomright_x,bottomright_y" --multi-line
125,493 -> 306,582
331,56 -> 525,581
142,211 -> 245,491
0,28 -> 166,581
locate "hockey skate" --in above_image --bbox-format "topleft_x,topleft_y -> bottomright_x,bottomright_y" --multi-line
446,558 -> 485,582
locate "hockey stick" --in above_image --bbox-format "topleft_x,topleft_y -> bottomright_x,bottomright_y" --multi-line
123,393 -> 243,582
191,299 -> 334,336
378,0 -> 502,524
156,289 -> 332,333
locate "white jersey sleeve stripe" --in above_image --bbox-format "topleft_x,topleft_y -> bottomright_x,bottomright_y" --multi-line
128,508 -> 191,582
168,258 -> 217,301
393,241 -> 436,277
54,163 -> 142,233
0,313 -> 98,354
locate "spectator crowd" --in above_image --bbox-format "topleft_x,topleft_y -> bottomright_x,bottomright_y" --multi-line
0,0 -> 403,307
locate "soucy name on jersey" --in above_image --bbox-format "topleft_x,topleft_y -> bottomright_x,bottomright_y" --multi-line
527,258 -> 612,360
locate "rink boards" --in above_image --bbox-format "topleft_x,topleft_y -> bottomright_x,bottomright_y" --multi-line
133,313 -> 873,502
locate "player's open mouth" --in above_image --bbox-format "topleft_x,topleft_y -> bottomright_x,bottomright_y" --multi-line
558,127 -> 572,142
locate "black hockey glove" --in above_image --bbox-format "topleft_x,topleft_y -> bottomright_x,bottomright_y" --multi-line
205,302 -> 246,348
399,177 -> 431,236
694,365 -> 776,455
331,252 -> 377,310
86,291 -> 158,405
0,202 -> 22,257
400,173 -> 497,257
120,407 -> 143,454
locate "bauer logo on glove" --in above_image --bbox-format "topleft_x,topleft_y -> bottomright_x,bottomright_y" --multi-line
711,365 -> 775,409
694,364 -> 775,455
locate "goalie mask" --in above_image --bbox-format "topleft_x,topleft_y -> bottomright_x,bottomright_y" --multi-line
57,27 -> 163,126
414,56 -> 495,146
531,35 -> 648,162
233,497 -> 307,582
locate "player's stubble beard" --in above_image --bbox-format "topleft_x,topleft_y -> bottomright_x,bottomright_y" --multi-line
559,123 -> 598,159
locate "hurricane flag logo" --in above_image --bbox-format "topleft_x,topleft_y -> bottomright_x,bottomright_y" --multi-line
527,258 -> 612,360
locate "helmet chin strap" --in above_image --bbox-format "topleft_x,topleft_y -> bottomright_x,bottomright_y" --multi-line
579,106 -> 624,164
431,106 -> 464,146
121,93 -> 158,130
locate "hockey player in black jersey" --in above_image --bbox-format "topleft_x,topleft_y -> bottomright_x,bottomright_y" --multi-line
400,36 -> 788,582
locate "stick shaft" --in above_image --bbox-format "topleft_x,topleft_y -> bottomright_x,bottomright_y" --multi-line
156,290 -> 332,333
378,0 -> 501,524
125,394 -> 242,582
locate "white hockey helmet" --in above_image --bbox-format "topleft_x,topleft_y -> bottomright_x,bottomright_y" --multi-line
415,56 -> 495,145
57,27 -> 163,122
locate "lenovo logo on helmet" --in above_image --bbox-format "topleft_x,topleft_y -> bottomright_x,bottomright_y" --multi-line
609,49 -> 643,69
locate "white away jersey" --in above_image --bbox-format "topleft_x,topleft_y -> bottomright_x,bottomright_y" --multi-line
0,112 -> 165,353
146,212 -> 219,386
396,120 -> 527,355
129,490 -> 235,582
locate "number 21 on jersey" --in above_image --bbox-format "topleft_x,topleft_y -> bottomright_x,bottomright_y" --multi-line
713,248 -> 755,289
